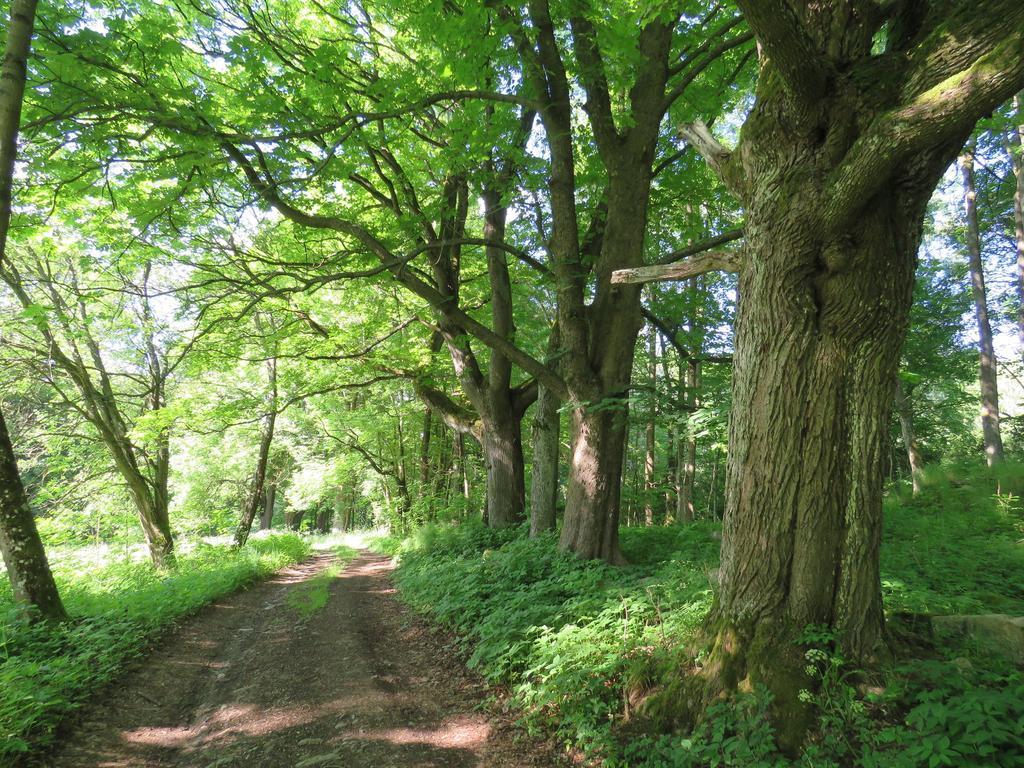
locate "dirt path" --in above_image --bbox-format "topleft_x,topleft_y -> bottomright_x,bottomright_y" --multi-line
41,551 -> 563,768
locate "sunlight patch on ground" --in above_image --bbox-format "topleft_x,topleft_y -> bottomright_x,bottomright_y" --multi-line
363,715 -> 491,750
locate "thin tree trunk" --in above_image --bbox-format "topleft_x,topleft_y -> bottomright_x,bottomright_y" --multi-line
419,406 -> 433,496
530,325 -> 561,536
894,379 -> 924,494
962,142 -> 1004,465
0,0 -> 66,622
681,359 -> 700,523
660,350 -> 677,521
643,326 -> 657,527
394,413 -> 410,529
260,483 -> 276,530
456,432 -> 470,503
1009,92 -> 1024,354
235,355 -> 278,547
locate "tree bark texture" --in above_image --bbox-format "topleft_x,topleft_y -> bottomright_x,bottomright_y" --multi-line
0,409 -> 66,621
0,0 -> 66,621
961,144 -> 1004,465
530,325 -> 562,536
697,0 -> 1024,748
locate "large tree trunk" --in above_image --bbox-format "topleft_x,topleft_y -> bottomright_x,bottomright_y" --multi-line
0,0 -> 66,622
894,380 -> 924,494
676,0 -> 1024,749
560,404 -> 630,563
961,143 -> 1004,465
714,194 -> 923,749
480,405 -> 526,528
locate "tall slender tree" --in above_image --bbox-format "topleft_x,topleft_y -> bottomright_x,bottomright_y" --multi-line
1009,92 -> 1024,354
961,139 -> 1004,465
0,0 -> 66,621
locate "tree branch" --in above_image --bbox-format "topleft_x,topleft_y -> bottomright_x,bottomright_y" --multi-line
412,381 -> 480,437
825,25 -> 1024,232
678,120 -> 742,197
733,0 -> 832,101
218,139 -> 570,399
656,228 -> 744,265
611,250 -> 742,284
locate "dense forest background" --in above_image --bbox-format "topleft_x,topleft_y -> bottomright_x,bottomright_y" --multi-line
1,0 -> 1023,765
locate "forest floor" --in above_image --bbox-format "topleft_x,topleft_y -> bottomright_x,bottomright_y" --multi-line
40,550 -> 564,768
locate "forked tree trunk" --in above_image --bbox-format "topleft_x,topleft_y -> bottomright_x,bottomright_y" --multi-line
558,167 -> 651,562
0,0 -> 66,621
894,380 -> 924,494
121,468 -> 174,568
961,144 -> 1004,465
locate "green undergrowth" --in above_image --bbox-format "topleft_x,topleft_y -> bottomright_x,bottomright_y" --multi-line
0,533 -> 310,762
372,462 -> 1024,766
286,544 -> 357,618
882,460 -> 1024,616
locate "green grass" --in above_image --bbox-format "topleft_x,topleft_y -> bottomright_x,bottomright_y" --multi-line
373,461 -> 1024,767
286,544 -> 357,618
0,532 -> 310,762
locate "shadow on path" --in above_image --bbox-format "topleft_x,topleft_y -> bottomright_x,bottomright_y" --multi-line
42,551 -> 561,768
